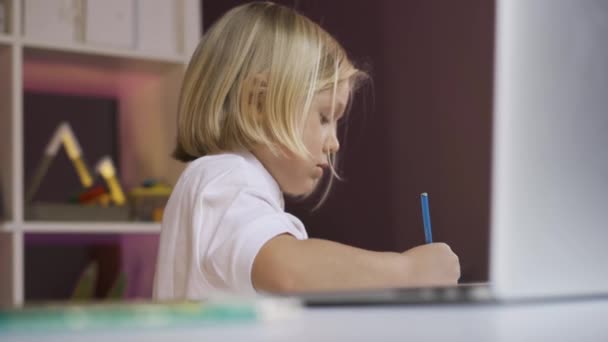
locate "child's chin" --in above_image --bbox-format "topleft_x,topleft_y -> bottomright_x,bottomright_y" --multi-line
284,180 -> 318,198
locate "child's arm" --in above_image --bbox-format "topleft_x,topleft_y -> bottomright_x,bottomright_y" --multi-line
252,234 -> 460,293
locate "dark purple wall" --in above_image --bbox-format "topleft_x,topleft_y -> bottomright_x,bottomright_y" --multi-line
203,0 -> 494,282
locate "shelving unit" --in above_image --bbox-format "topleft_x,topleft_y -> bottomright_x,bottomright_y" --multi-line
2,222 -> 161,234
22,37 -> 187,64
0,0 -> 201,307
0,33 -> 14,44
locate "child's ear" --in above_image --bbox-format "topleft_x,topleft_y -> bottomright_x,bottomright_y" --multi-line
246,74 -> 268,116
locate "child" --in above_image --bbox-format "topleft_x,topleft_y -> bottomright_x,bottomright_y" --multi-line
154,2 -> 460,300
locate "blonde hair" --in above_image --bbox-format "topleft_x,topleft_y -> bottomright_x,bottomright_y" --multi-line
174,1 -> 368,207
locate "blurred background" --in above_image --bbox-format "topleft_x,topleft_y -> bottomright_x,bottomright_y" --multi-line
0,0 -> 494,307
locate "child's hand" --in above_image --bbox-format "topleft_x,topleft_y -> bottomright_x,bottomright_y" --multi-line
401,243 -> 461,286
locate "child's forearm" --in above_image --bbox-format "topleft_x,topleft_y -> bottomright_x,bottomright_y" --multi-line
252,234 -> 412,293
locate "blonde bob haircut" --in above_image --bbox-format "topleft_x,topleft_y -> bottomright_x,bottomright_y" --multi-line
173,1 -> 367,205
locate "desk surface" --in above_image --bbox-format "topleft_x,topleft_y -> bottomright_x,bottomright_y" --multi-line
3,298 -> 608,342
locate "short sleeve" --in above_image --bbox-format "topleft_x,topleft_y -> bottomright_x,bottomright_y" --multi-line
201,187 -> 308,294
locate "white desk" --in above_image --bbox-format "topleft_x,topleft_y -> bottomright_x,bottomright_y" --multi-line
3,298 -> 608,341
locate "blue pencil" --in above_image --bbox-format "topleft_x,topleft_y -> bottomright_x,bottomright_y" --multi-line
420,192 -> 433,244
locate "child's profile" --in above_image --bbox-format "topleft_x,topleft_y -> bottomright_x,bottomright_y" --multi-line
154,1 -> 460,300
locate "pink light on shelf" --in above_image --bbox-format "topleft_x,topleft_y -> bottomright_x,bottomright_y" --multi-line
23,60 -> 160,98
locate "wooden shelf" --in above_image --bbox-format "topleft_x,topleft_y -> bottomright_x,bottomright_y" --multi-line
2,222 -> 161,234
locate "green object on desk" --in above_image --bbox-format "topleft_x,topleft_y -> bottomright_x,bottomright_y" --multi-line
0,301 -> 259,333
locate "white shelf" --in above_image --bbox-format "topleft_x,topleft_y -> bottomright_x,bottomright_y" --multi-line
0,0 -> 200,309
2,221 -> 160,233
22,37 -> 188,65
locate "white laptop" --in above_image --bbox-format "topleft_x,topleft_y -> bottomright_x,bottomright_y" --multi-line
301,0 -> 608,305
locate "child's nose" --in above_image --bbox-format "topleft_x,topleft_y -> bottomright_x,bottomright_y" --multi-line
324,132 -> 340,154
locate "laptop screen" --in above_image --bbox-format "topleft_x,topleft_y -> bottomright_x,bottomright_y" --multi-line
490,0 -> 608,299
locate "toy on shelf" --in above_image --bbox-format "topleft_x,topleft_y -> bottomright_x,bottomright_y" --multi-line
73,185 -> 113,207
71,261 -> 126,301
128,179 -> 172,222
26,122 -> 93,203
24,121 -> 129,221
95,156 -> 126,206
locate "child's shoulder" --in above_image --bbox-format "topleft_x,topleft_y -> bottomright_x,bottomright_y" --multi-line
185,151 -> 250,181
179,150 -> 272,192
167,150 -> 283,215
173,150 -> 282,208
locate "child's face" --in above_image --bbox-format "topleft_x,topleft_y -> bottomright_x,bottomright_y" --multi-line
254,81 -> 350,196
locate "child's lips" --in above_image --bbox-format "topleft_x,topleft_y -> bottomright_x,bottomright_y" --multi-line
315,164 -> 327,177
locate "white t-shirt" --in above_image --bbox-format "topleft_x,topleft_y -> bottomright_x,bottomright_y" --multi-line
153,151 -> 308,300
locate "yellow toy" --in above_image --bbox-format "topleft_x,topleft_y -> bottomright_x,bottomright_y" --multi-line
95,156 -> 126,206
26,122 -> 93,202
